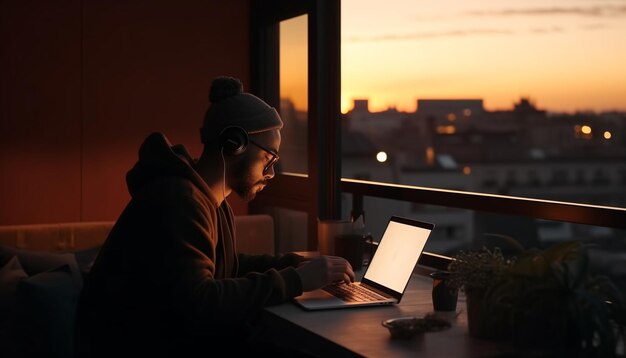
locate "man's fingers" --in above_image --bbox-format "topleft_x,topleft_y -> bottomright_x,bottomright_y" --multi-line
343,273 -> 352,284
319,255 -> 358,285
346,267 -> 356,282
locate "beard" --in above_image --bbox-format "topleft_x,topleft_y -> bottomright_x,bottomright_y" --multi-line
234,176 -> 266,201
230,156 -> 267,202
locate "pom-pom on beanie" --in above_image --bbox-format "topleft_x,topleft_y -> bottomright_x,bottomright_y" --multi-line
200,76 -> 283,143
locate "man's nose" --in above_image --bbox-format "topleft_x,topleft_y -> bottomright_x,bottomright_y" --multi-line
265,165 -> 275,179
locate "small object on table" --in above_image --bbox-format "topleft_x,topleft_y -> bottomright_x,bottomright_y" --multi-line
381,313 -> 452,340
430,270 -> 459,312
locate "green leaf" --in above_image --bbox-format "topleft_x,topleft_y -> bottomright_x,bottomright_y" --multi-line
481,233 -> 526,254
541,241 -> 589,290
509,250 -> 548,277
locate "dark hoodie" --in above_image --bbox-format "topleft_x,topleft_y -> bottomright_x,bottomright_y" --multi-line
76,132 -> 304,357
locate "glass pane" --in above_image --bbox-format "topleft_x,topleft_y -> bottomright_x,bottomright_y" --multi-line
341,0 -> 626,209
341,194 -> 626,297
279,15 -> 308,175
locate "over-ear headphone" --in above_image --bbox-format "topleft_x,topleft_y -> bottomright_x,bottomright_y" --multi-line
218,126 -> 248,156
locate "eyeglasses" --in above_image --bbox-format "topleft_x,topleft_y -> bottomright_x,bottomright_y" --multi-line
249,140 -> 280,175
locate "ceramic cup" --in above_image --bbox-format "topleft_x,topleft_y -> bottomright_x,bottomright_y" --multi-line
430,271 -> 458,312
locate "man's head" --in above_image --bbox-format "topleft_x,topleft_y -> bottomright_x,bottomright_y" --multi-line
200,76 -> 283,201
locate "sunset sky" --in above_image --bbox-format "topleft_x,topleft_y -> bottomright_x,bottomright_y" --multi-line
280,0 -> 626,114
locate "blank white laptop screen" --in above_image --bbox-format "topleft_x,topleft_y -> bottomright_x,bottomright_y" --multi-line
364,218 -> 431,293
293,216 -> 434,310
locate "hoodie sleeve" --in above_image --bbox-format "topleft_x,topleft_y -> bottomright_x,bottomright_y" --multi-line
237,252 -> 305,276
149,179 -> 303,332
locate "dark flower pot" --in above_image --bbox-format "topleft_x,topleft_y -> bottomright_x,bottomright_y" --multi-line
466,290 -> 511,340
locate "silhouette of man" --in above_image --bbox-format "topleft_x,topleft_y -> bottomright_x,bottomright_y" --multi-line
76,76 -> 354,357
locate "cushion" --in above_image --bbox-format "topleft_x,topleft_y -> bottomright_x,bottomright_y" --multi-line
70,222 -> 113,250
0,224 -> 69,251
0,256 -> 28,357
0,245 -> 82,288
14,264 -> 82,358
0,245 -> 76,275
0,256 -> 27,321
0,247 -> 86,358
74,245 -> 102,277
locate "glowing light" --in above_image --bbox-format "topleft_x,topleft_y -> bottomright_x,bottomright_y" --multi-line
436,125 -> 456,134
447,113 -> 457,121
426,146 -> 435,166
463,166 -> 472,175
604,131 -> 612,140
376,151 -> 388,162
581,125 -> 592,134
463,109 -> 472,117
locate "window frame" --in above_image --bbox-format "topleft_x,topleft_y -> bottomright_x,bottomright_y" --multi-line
250,0 -> 341,249
251,0 -> 626,259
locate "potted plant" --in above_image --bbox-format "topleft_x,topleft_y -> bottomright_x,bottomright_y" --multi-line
446,234 -> 519,339
448,235 -> 626,356
488,240 -> 625,356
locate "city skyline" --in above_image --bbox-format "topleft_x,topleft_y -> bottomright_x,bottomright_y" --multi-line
340,95 -> 625,115
341,0 -> 626,114
279,0 -> 626,114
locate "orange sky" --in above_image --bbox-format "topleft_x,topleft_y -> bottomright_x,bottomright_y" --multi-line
280,1 -> 626,114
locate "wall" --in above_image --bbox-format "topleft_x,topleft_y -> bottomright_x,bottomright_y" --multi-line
1,0 -> 251,225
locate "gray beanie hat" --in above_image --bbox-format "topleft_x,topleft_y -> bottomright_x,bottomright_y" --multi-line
200,76 -> 283,143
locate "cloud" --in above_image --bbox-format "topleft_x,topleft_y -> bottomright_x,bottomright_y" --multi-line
467,5 -> 626,18
580,23 -> 610,30
530,26 -> 564,34
344,28 -> 514,42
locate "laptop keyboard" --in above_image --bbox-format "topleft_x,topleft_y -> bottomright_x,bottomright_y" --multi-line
323,283 -> 387,303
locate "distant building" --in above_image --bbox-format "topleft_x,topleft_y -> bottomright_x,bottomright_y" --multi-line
345,99 -> 409,135
279,98 -> 308,173
417,99 -> 484,117
340,96 -> 626,256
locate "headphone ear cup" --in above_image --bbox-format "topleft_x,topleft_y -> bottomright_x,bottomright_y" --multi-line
219,126 -> 248,156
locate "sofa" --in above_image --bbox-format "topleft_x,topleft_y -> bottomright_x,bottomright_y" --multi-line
0,215 -> 275,358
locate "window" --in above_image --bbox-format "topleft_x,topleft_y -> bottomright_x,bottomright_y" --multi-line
250,0 -> 341,250
340,0 -> 626,209
251,1 -> 625,275
338,0 -> 626,285
279,15 -> 308,175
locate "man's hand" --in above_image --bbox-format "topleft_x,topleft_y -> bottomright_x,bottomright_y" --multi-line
295,255 -> 355,292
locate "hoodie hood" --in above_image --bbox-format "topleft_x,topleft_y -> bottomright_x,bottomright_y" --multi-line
126,132 -> 218,205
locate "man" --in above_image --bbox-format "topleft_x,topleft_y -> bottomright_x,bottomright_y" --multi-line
76,76 -> 354,357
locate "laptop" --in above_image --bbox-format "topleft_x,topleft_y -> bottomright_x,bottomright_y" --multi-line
294,216 -> 434,310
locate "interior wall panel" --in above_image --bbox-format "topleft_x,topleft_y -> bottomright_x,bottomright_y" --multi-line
81,0 -> 251,221
0,0 -> 82,224
1,0 -> 251,225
